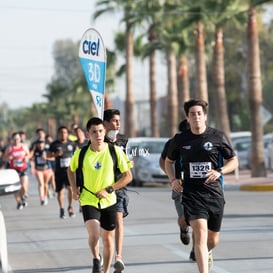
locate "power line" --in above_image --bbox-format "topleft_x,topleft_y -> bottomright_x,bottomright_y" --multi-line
0,5 -> 92,14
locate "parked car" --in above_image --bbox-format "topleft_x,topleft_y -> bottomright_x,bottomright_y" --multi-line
126,137 -> 169,186
0,169 -> 21,196
265,133 -> 273,170
230,131 -> 252,169
0,169 -> 20,273
246,133 -> 272,169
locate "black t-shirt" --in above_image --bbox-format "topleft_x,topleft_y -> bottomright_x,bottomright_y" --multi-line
105,133 -> 128,150
104,133 -> 128,182
167,127 -> 235,196
34,148 -> 50,171
49,140 -> 76,174
161,139 -> 182,179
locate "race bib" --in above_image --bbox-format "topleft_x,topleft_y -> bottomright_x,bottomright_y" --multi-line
60,157 -> 71,168
189,162 -> 211,178
14,159 -> 23,167
37,157 -> 47,165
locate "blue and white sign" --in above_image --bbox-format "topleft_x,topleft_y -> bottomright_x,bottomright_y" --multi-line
79,28 -> 107,119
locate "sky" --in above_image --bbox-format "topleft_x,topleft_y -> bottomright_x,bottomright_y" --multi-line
0,1 -> 272,110
0,0 -> 148,109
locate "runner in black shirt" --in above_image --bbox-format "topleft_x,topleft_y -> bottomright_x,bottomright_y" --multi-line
165,99 -> 238,273
103,109 -> 130,273
49,126 -> 76,219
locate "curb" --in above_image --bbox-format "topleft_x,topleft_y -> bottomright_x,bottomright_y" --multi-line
240,184 -> 273,192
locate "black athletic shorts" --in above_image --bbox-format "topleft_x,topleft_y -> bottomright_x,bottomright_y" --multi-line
55,169 -> 70,192
15,168 -> 28,177
182,193 -> 225,232
81,204 -> 116,231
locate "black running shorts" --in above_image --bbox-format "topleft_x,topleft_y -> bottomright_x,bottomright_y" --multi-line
55,170 -> 70,192
182,194 -> 225,232
81,204 -> 116,231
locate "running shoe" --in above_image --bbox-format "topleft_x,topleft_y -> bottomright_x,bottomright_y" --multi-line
208,250 -> 213,272
189,248 -> 196,262
60,208 -> 66,219
22,198 -> 28,207
48,189 -> 53,199
180,226 -> 190,245
17,202 -> 23,210
43,197 -> 48,205
68,206 -> 75,218
92,255 -> 103,273
113,259 -> 125,273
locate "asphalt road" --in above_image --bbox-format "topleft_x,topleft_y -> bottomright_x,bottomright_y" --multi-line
1,174 -> 273,273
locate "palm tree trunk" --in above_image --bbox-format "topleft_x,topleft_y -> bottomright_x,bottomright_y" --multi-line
212,27 -> 231,139
104,92 -> 113,110
177,55 -> 190,120
194,22 -> 208,102
149,49 -> 160,137
125,27 -> 136,137
247,7 -> 266,177
167,49 -> 178,136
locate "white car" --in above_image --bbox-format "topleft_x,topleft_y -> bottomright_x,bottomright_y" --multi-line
230,131 -> 272,169
247,133 -> 272,169
265,133 -> 273,170
0,169 -> 20,273
230,131 -> 252,169
126,137 -> 169,186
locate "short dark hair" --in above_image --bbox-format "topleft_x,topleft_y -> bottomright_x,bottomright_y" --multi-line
103,109 -> 120,122
57,126 -> 68,133
178,119 -> 189,132
36,128 -> 45,134
86,117 -> 103,131
184,99 -> 208,116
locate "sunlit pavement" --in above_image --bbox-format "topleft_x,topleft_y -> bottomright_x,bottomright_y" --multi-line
1,173 -> 273,273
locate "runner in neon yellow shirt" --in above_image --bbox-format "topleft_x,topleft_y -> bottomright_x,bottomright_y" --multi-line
67,117 -> 132,273
69,140 -> 131,209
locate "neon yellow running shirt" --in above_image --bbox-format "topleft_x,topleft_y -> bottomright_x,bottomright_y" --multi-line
70,143 -> 131,209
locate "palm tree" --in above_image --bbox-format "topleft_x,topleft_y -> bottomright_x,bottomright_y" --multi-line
244,0 -> 273,177
94,0 -> 137,137
247,3 -> 265,176
147,26 -> 160,137
194,21 -> 208,102
177,55 -> 191,119
206,0 -> 246,138
139,0 -> 166,137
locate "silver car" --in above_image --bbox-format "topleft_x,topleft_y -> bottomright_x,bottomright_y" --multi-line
126,137 -> 169,186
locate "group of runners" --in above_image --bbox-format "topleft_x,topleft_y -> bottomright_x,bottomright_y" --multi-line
0,99 -> 239,273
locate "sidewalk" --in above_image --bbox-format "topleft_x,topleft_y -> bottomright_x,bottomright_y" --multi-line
224,169 -> 273,191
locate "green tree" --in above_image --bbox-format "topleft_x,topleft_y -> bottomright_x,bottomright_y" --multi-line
94,0 -> 137,137
200,0 -> 247,138
45,39 -> 93,129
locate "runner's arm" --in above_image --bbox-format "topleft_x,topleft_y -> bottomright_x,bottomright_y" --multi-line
165,157 -> 182,193
67,167 -> 80,200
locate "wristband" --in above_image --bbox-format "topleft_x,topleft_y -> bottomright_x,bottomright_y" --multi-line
217,168 -> 223,175
170,178 -> 177,184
